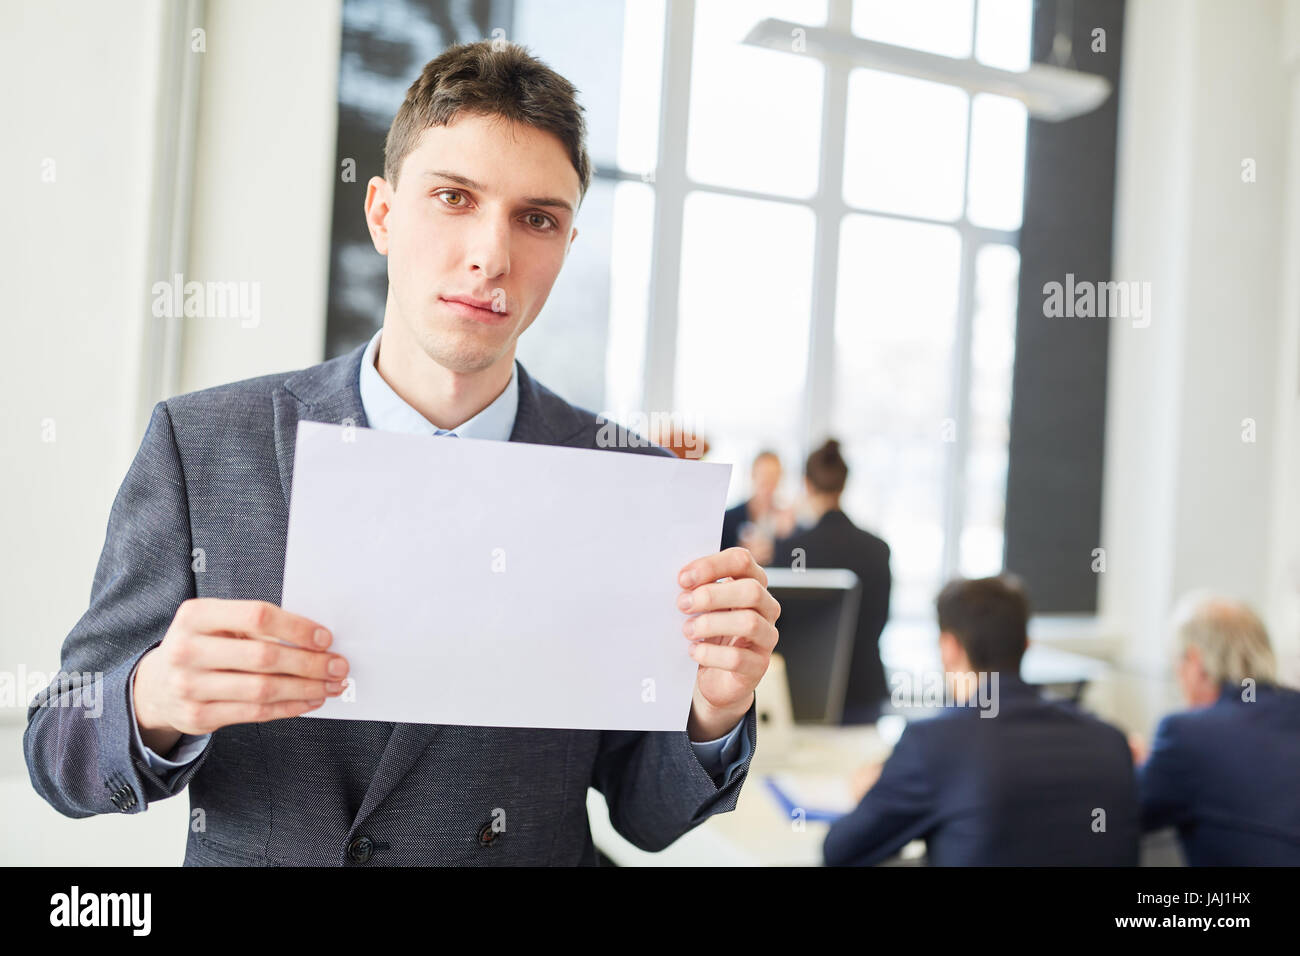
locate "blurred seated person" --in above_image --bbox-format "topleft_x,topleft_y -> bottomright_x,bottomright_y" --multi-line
1135,592 -> 1300,865
769,439 -> 891,722
823,575 -> 1139,866
720,450 -> 796,560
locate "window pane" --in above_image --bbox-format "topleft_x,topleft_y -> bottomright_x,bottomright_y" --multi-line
617,0 -> 665,173
832,215 -> 962,618
975,0 -> 1032,72
966,93 -> 1027,230
675,192 -> 815,500
843,69 -> 968,220
852,0 -> 974,59
603,182 -> 656,418
959,244 -> 1019,577
687,0 -> 826,198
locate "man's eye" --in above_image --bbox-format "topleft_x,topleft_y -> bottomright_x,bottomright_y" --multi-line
436,189 -> 467,207
526,213 -> 555,230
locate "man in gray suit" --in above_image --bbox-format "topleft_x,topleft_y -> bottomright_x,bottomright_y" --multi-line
24,41 -> 780,865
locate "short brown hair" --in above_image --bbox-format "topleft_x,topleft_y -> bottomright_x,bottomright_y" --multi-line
936,575 -> 1030,672
383,40 -> 592,201
805,439 -> 848,494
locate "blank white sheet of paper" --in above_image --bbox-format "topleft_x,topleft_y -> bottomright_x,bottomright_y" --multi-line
281,421 -> 732,731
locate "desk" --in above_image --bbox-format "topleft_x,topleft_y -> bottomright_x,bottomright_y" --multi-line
588,724 -> 891,866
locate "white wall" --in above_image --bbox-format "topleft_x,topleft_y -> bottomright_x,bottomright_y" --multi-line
1,0 -> 168,715
1266,0 -> 1300,688
0,0 -> 342,724
0,0 -> 342,864
179,0 -> 342,393
1103,0 -> 1300,730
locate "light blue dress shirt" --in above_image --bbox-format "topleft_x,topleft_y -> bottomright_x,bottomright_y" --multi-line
129,328 -> 750,787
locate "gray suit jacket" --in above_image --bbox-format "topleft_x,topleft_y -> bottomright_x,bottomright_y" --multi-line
24,342 -> 758,865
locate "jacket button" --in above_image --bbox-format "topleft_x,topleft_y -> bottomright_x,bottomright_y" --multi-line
105,776 -> 136,812
347,835 -> 374,864
478,822 -> 501,847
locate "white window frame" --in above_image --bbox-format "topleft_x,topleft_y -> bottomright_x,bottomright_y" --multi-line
634,0 -> 1022,593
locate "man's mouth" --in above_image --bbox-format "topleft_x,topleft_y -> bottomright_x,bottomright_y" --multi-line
439,294 -> 511,323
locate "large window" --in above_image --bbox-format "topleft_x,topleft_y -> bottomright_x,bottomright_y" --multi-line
519,0 -> 1032,621
328,0 -> 1036,623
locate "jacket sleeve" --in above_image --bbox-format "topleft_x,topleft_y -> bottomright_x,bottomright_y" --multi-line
23,401 -> 213,817
591,698 -> 758,851
822,722 -> 934,866
1136,714 -> 1192,832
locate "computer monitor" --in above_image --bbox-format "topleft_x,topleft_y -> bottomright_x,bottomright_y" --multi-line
764,568 -> 862,724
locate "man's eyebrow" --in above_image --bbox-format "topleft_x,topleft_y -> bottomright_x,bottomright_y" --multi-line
422,169 -> 573,214
522,196 -> 574,213
423,169 -> 483,190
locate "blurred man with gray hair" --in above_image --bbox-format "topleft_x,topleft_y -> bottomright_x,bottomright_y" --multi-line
1137,592 -> 1300,864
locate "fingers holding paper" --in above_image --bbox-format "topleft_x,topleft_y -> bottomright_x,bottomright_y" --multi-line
677,547 -> 781,741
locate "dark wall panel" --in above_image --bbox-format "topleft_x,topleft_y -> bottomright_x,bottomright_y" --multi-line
325,0 -> 514,360
1002,0 -> 1126,612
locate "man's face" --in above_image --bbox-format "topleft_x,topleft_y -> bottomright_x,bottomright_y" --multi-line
752,456 -> 782,498
1176,646 -> 1216,706
364,112 -> 581,374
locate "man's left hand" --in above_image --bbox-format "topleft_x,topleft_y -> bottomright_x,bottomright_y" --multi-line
677,547 -> 781,742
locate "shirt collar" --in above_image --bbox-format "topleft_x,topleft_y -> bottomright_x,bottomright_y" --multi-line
357,327 -> 519,441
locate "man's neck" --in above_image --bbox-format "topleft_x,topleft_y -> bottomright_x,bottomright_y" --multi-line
808,496 -> 841,520
375,320 -> 515,431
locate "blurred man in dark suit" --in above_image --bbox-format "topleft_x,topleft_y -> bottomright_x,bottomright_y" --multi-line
770,439 -> 891,722
823,576 -> 1139,866
1136,593 -> 1300,865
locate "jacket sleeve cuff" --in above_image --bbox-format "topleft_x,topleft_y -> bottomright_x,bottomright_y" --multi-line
127,655 -> 211,770
688,714 -> 750,787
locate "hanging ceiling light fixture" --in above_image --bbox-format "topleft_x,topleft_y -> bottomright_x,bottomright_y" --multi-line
741,6 -> 1111,123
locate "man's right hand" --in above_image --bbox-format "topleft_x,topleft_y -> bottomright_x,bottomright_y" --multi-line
132,598 -> 348,757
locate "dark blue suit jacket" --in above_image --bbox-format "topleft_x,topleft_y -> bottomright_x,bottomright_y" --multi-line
771,509 -> 891,721
719,500 -> 749,551
823,675 -> 1139,865
1137,682 -> 1300,865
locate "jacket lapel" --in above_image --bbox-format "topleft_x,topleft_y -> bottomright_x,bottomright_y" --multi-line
273,343 -> 586,835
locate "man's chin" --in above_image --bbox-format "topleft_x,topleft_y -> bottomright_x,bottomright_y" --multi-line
416,325 -> 510,375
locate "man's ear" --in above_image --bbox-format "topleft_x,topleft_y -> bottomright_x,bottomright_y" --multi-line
938,630 -> 960,671
364,176 -> 393,255
565,226 -> 579,257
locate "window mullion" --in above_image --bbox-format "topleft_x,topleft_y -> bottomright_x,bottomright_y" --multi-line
942,84 -> 981,582
642,0 -> 695,417
802,0 -> 854,469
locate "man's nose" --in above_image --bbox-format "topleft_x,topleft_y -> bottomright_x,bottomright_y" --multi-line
467,214 -> 511,280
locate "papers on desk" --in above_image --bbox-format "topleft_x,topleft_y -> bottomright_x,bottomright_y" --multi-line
763,773 -> 858,822
281,421 -> 731,730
